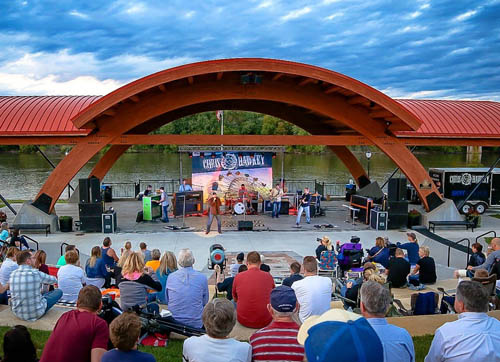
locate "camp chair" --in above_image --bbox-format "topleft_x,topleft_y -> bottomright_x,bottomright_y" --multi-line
472,273 -> 498,310
318,250 -> 337,279
393,291 -> 439,316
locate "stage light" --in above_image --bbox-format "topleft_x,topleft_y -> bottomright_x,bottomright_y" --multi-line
200,152 -> 204,158
211,153 -> 216,159
250,153 -> 254,158
189,153 -> 193,158
272,152 -> 276,159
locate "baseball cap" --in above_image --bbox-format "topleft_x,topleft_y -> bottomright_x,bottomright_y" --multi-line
270,286 -> 297,313
298,310 -> 383,362
236,252 -> 244,261
407,232 -> 417,239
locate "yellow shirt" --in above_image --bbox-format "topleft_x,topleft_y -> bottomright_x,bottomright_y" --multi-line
145,260 -> 160,272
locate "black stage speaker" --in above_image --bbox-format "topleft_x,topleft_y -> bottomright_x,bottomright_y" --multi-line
388,178 -> 407,201
262,200 -> 273,212
238,220 -> 253,231
31,193 -> 52,214
79,203 -> 103,217
79,178 -> 90,203
280,200 -> 289,215
357,181 -> 384,202
103,186 -> 112,203
80,216 -> 102,232
388,214 -> 408,230
90,177 -> 101,203
388,200 -> 409,214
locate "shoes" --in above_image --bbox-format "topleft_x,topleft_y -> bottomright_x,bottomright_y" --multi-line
161,220 -> 167,223
218,231 -> 222,234
205,231 -> 209,235
307,221 -> 310,224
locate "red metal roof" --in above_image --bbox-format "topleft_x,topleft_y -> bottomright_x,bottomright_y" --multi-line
395,99 -> 500,138
0,96 -> 499,138
0,96 -> 100,136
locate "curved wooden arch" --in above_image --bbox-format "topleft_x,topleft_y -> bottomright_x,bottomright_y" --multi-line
35,59 -> 441,211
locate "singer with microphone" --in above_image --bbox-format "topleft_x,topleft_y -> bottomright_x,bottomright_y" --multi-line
206,192 -> 222,234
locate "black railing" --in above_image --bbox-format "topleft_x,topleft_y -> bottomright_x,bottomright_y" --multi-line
475,230 -> 497,244
22,235 -> 39,251
448,238 -> 471,267
60,242 -> 79,256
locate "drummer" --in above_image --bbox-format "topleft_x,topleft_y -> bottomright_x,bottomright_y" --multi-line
238,184 -> 252,211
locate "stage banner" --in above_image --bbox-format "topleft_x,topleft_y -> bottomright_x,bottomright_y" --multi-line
192,151 -> 273,202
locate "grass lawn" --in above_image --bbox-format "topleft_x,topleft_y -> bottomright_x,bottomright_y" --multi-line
0,325 -> 434,362
492,214 -> 500,219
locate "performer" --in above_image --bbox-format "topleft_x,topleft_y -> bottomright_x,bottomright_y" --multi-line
178,178 -> 193,192
136,184 -> 153,201
238,184 -> 251,211
206,192 -> 222,234
296,187 -> 311,226
154,187 -> 169,223
270,183 -> 283,218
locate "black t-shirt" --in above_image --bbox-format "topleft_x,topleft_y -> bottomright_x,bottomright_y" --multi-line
217,277 -> 234,300
387,257 -> 410,288
316,245 -> 328,260
300,193 -> 311,207
282,273 -> 303,287
417,256 -> 437,284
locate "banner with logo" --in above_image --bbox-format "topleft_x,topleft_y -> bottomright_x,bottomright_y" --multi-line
192,151 -> 273,202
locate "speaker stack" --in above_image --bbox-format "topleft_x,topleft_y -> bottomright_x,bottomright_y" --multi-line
387,178 -> 408,229
79,177 -> 103,232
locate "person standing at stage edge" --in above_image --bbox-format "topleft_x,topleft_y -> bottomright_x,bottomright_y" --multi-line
155,187 -> 169,223
296,187 -> 311,227
270,183 -> 283,219
206,192 -> 222,234
179,178 -> 193,192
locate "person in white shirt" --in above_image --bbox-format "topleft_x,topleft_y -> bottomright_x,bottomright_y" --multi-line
182,298 -> 251,362
425,280 -> 500,362
292,256 -> 332,322
229,252 -> 245,277
57,250 -> 86,303
0,247 -> 18,285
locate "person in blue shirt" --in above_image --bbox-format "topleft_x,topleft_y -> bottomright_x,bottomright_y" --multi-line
178,178 -> 193,192
0,222 -> 9,245
397,232 -> 420,265
85,246 -> 110,289
102,312 -> 156,362
361,281 -> 415,362
366,237 -> 390,268
153,251 -> 177,304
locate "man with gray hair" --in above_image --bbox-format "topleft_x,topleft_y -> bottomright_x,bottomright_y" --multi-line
425,280 -> 500,361
166,248 -> 208,328
361,281 -> 415,362
182,298 -> 251,362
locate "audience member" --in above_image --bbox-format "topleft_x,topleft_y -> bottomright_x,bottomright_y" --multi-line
145,249 -> 161,271
360,281 -> 415,362
229,252 -> 245,277
58,250 -> 86,303
425,281 -> 500,361
121,241 -> 132,255
102,237 -> 119,267
366,237 -> 390,268
342,267 -> 384,309
9,250 -> 61,321
0,247 -> 18,285
291,256 -> 332,322
8,229 -> 29,251
33,250 -> 49,274
154,251 -> 177,304
113,249 -> 132,285
466,243 -> 486,277
397,232 -> 420,265
216,264 -> 247,301
315,236 -> 333,261
40,286 -> 109,362
118,252 -> 161,314
0,222 -> 8,243
182,299 -> 251,362
166,249 -> 208,328
297,309 -> 383,362
0,282 -> 9,305
409,246 -> 436,286
102,312 -> 156,362
250,286 -> 304,361
140,242 -> 152,263
233,251 -> 275,328
56,244 -> 76,267
2,325 -> 38,362
282,261 -> 303,287
260,263 -> 271,272
386,248 -> 410,288
85,246 -> 109,289
468,237 -> 500,274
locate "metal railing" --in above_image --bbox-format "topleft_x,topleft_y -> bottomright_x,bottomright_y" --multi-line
323,183 -> 345,197
22,235 -> 39,251
475,230 -> 497,245
60,242 -> 79,256
448,238 -> 471,267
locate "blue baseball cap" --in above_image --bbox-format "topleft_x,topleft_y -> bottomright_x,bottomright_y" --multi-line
298,310 -> 383,362
270,286 -> 297,312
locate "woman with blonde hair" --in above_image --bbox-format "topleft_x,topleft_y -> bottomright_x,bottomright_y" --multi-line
85,246 -> 109,288
315,236 -> 333,261
118,252 -> 162,314
154,251 -> 178,304
366,236 -> 390,268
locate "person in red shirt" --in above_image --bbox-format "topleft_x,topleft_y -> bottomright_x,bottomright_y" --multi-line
250,285 -> 305,361
40,285 -> 109,362
232,251 -> 275,328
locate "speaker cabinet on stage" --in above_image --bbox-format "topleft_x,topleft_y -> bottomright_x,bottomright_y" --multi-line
80,216 -> 102,232
90,177 -> 102,203
262,200 -> 273,212
388,200 -> 409,214
79,178 -> 90,203
370,209 -> 388,231
388,178 -> 407,201
79,203 -> 103,217
238,220 -> 253,231
280,200 -> 290,215
102,211 -> 117,233
387,200 -> 408,229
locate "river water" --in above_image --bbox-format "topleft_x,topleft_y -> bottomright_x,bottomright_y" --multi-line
0,150 -> 497,200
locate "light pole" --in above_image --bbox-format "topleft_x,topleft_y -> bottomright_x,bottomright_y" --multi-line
365,150 -> 372,179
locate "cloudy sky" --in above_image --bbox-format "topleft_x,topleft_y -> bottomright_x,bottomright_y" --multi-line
1,0 -> 498,100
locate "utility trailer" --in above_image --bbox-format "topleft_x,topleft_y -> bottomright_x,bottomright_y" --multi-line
429,168 -> 500,214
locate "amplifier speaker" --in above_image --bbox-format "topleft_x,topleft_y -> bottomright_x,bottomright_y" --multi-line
262,200 -> 273,212
388,178 -> 407,201
31,193 -> 52,214
90,177 -> 101,203
80,216 -> 102,232
78,203 -> 103,217
387,214 -> 408,230
279,200 -> 289,215
79,178 -> 90,203
388,200 -> 408,214
238,220 -> 253,231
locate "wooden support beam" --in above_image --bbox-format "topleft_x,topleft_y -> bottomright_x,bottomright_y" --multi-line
188,76 -> 194,85
158,84 -> 166,92
369,110 -> 394,119
102,109 -> 116,117
216,72 -> 223,81
129,95 -> 140,103
299,78 -> 317,86
272,73 -> 283,81
324,86 -> 342,94
347,95 -> 368,105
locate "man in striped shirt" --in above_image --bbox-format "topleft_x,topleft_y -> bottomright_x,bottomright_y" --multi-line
250,285 -> 305,361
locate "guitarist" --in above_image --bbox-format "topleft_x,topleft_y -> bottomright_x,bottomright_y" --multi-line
270,184 -> 283,218
295,187 -> 311,227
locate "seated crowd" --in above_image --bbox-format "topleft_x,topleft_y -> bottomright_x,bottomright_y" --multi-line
0,234 -> 499,362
